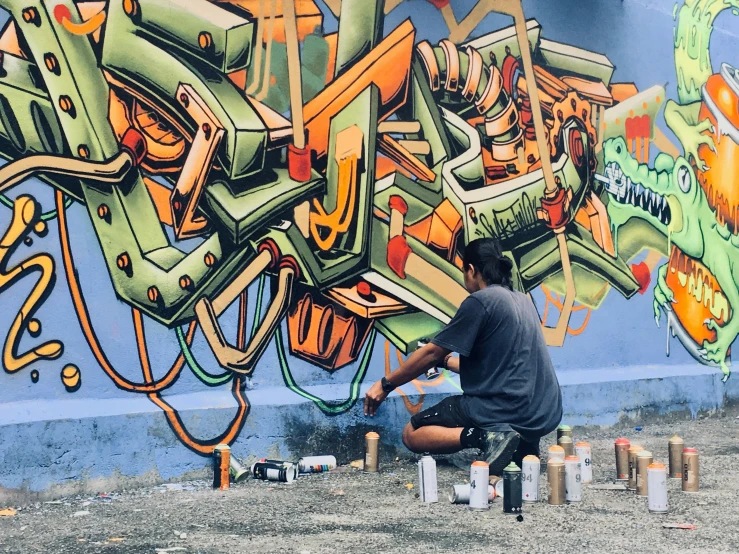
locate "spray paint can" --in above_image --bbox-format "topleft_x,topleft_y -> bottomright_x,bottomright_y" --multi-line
418,455 -> 438,503
636,450 -> 653,496
615,438 -> 631,480
298,456 -> 337,474
521,455 -> 540,502
503,462 -> 523,514
627,445 -> 644,490
449,483 -> 496,504
564,456 -> 582,503
668,435 -> 684,479
682,448 -> 699,493
364,432 -> 379,473
489,475 -> 504,498
557,424 -> 573,442
647,462 -> 668,513
469,461 -> 490,510
229,456 -> 249,483
213,444 -> 230,490
251,461 -> 298,483
575,442 -> 592,484
558,436 -> 575,458
547,459 -> 565,505
548,445 -> 565,464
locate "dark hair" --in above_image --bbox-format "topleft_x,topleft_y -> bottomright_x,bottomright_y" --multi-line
463,238 -> 514,289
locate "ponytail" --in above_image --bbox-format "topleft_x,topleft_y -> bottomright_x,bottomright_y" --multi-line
463,238 -> 514,289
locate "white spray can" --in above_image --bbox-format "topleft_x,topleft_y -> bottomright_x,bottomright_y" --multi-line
469,461 -> 490,510
575,442 -> 593,484
648,462 -> 669,513
298,455 -> 337,474
448,484 -> 496,503
418,455 -> 438,503
564,456 -> 582,503
521,455 -> 540,502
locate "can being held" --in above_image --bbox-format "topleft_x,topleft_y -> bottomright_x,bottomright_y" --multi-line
636,450 -> 653,496
548,445 -> 565,464
364,432 -> 380,473
648,462 -> 669,513
229,456 -> 249,483
503,462 -> 522,514
213,444 -> 230,490
558,436 -> 575,458
564,456 -> 582,503
251,461 -> 298,483
521,455 -> 540,503
615,438 -> 631,481
682,448 -> 699,493
298,456 -> 337,474
418,455 -> 438,503
469,461 -> 490,510
557,424 -> 573,442
668,435 -> 684,479
449,484 -> 496,504
575,442 -> 592,485
627,445 -> 644,490
547,459 -> 565,505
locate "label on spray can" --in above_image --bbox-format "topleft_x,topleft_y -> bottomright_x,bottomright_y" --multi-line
213,444 -> 230,490
615,438 -> 630,480
503,462 -> 522,514
521,455 -> 540,503
628,445 -> 644,490
668,435 -> 684,479
648,462 -> 668,513
575,442 -> 592,484
364,432 -> 379,473
564,456 -> 582,503
469,461 -> 490,510
547,460 -> 565,505
418,455 -> 438,503
636,451 -> 653,496
298,456 -> 337,474
682,448 -> 699,493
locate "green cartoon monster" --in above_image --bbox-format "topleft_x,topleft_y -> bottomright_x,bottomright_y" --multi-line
665,0 -> 739,167
602,137 -> 735,380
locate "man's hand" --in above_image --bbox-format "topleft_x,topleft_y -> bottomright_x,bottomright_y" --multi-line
364,380 -> 389,416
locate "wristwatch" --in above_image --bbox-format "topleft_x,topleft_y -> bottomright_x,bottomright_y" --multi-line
381,376 -> 396,393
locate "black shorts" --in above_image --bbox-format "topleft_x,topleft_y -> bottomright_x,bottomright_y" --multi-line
410,395 -> 475,430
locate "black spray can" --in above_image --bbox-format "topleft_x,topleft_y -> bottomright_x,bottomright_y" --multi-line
503,462 -> 522,514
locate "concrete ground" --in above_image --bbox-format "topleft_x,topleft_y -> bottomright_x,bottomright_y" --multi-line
3,406 -> 739,554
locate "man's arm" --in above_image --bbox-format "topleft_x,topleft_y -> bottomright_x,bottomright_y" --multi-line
364,343 -> 450,416
444,355 -> 460,374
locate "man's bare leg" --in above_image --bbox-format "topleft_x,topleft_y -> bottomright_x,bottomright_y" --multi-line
402,423 -> 464,454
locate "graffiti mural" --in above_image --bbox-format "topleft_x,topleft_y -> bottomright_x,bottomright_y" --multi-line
0,0 -> 736,459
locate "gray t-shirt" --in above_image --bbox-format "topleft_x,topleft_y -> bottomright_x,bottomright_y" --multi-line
431,285 -> 562,443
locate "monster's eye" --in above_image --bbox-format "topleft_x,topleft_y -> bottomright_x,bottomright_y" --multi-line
615,144 -> 622,154
678,165 -> 691,193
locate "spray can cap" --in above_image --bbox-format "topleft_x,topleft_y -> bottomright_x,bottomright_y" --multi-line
548,445 -> 565,452
628,445 -> 644,453
365,432 -> 379,439
558,436 -> 573,443
522,455 -> 540,462
648,462 -> 666,469
637,450 -> 653,458
615,437 -> 630,445
669,434 -> 684,443
504,462 -> 521,473
557,424 -> 571,431
472,460 -> 489,467
565,455 -> 580,461
575,441 -> 590,447
683,447 -> 698,453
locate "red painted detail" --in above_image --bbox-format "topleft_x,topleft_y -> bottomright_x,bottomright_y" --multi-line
631,262 -> 651,295
540,187 -> 568,229
120,128 -> 147,166
387,235 -> 412,279
53,4 -> 71,24
388,194 -> 409,215
258,239 -> 281,268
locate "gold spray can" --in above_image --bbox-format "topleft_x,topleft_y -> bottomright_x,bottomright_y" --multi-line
615,438 -> 631,480
627,445 -> 644,490
636,450 -> 653,496
364,432 -> 380,473
213,444 -> 230,490
668,435 -> 684,479
682,448 -> 699,493
558,435 -> 574,458
547,459 -> 565,505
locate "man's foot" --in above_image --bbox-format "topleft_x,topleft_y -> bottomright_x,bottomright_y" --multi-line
481,431 -> 520,475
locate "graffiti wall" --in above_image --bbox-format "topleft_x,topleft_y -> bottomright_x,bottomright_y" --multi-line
0,0 -> 737,488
